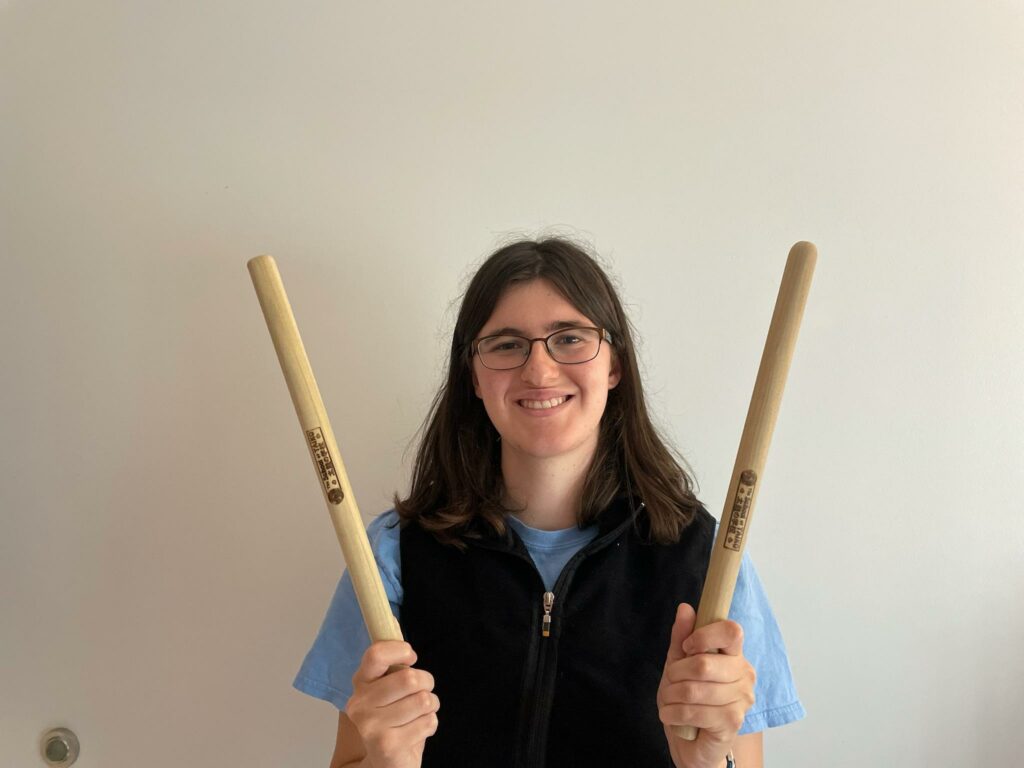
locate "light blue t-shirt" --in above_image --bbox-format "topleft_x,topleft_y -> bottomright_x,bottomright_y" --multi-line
294,510 -> 806,735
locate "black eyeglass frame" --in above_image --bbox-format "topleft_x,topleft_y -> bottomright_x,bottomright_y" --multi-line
470,326 -> 614,370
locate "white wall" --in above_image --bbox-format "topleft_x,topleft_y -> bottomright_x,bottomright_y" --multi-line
2,2 -> 1022,766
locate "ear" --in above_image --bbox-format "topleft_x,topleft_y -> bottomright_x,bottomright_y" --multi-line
608,354 -> 622,390
472,365 -> 482,398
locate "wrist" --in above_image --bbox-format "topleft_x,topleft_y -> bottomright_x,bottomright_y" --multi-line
683,751 -> 734,768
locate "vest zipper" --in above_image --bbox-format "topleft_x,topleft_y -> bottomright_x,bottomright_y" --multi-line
541,591 -> 554,637
513,501 -> 646,768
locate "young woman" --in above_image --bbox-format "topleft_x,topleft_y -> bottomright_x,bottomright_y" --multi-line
295,238 -> 804,768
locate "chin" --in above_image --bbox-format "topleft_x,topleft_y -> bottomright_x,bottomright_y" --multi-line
505,434 -> 594,462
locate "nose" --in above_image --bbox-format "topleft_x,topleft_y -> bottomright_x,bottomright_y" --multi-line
520,339 -> 559,384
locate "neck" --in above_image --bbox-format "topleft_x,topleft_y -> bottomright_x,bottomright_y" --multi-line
500,447 -> 593,531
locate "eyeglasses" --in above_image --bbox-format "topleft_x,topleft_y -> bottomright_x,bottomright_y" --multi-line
472,326 -> 613,370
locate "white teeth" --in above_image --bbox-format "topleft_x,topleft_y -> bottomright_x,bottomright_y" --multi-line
520,396 -> 567,410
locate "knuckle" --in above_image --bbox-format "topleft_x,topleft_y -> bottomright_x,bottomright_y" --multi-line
416,690 -> 432,709
694,656 -> 714,677
425,713 -> 439,736
680,681 -> 701,702
364,643 -> 384,665
729,708 -> 746,731
376,732 -> 398,758
728,620 -> 744,645
657,704 -> 675,726
344,696 -> 366,723
679,704 -> 698,725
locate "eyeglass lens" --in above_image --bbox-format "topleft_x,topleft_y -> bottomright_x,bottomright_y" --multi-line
477,327 -> 603,369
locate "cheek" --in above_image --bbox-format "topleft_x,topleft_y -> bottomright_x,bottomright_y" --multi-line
589,376 -> 610,423
585,367 -> 615,403
473,372 -> 505,408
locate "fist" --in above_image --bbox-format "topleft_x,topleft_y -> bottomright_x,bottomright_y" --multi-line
657,604 -> 756,768
345,641 -> 440,768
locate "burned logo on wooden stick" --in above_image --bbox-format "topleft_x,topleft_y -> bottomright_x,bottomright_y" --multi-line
306,427 -> 345,504
724,470 -> 757,551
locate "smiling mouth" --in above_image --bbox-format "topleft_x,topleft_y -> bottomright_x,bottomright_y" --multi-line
518,395 -> 571,410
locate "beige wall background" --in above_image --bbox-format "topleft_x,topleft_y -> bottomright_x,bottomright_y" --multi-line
2,2 -> 1022,766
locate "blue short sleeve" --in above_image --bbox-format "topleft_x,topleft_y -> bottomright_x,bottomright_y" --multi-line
293,510 -> 805,734
292,511 -> 403,709
729,551 -> 806,734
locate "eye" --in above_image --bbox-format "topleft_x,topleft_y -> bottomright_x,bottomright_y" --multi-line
552,328 -> 596,346
480,336 -> 527,354
553,333 -> 583,345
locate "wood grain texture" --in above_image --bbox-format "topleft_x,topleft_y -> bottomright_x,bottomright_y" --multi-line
673,242 -> 816,741
248,255 -> 401,644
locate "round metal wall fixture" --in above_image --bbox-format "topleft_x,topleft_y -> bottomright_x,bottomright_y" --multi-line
41,728 -> 80,767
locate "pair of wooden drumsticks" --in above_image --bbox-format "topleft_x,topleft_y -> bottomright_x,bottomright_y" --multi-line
248,242 -> 816,742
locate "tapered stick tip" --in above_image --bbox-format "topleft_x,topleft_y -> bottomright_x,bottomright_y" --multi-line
247,254 -> 276,268
789,241 -> 817,259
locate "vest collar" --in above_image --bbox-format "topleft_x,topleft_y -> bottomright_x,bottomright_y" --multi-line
470,496 -> 646,557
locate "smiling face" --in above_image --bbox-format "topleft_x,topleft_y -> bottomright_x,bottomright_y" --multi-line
471,279 -> 621,465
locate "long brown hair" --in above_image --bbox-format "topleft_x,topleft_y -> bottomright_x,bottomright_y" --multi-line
394,237 -> 699,546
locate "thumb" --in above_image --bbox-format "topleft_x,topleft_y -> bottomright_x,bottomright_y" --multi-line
665,602 -> 697,666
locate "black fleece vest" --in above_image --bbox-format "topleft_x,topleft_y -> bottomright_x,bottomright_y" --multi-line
399,499 -> 716,768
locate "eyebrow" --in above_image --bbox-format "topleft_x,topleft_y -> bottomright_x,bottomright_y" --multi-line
482,320 -> 586,337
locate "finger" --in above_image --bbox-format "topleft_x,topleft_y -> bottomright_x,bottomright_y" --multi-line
369,710 -> 440,763
665,651 -> 750,684
682,619 -> 744,657
386,709 -> 441,745
659,701 -> 747,735
354,641 -> 418,683
665,603 -> 696,666
365,667 -> 436,708
381,689 -> 441,728
659,678 -> 750,708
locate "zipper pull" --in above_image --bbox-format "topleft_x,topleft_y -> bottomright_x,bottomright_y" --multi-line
542,591 -> 554,637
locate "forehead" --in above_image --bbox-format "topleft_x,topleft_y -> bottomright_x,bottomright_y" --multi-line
482,279 -> 594,334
